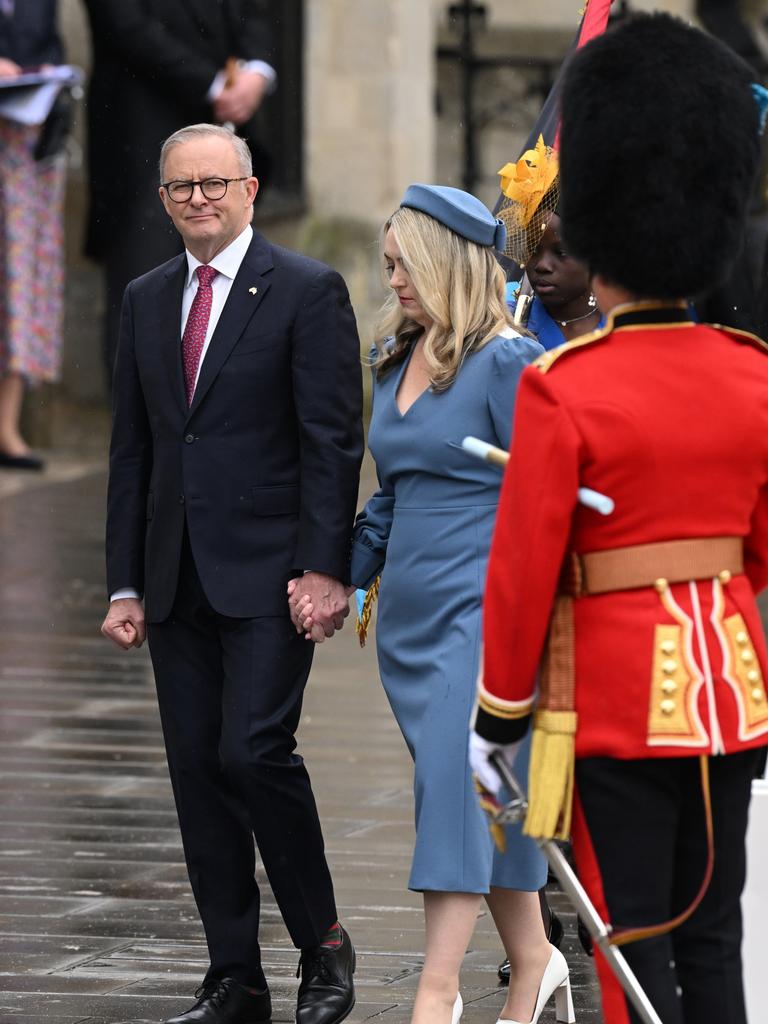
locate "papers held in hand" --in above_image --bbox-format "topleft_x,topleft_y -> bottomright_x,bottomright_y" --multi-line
0,66 -> 84,127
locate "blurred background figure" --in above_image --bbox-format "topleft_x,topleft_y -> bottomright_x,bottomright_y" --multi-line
693,0 -> 768,335
0,0 -> 68,470
82,0 -> 276,389
695,0 -> 768,77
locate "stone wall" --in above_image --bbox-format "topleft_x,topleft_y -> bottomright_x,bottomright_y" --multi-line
305,0 -> 436,225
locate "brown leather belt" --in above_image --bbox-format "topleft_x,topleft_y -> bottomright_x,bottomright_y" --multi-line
564,536 -> 744,597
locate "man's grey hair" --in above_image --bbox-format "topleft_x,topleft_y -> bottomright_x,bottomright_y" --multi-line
159,124 -> 253,181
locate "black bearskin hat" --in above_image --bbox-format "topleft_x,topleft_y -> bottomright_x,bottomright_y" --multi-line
559,12 -> 761,298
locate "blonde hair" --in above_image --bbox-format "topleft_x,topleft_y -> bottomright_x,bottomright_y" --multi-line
373,207 -> 513,391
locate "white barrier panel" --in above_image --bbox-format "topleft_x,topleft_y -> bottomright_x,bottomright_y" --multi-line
743,778 -> 768,1021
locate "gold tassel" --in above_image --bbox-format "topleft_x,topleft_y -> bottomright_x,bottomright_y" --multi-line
523,709 -> 578,841
356,576 -> 380,647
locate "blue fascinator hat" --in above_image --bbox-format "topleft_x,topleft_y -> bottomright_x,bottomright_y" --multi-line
400,184 -> 507,252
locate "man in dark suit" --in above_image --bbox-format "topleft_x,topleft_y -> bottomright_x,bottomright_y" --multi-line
83,0 -> 276,385
101,123 -> 363,1024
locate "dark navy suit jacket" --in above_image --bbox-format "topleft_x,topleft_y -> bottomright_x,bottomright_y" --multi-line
106,230 -> 364,622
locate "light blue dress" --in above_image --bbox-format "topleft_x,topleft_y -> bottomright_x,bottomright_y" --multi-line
350,331 -> 548,893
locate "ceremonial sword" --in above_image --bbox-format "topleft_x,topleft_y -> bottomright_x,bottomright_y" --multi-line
461,436 -> 614,515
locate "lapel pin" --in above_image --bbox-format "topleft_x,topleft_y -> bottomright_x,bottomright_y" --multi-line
249,286 -> 258,295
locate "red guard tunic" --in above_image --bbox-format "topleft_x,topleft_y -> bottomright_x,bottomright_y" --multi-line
478,303 -> 768,759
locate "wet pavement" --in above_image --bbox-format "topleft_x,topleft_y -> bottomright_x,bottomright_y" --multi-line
0,456 -> 603,1023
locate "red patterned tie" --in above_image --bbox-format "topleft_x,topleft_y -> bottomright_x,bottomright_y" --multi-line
182,265 -> 218,405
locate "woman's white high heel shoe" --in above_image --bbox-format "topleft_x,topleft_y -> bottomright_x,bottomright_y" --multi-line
451,991 -> 463,1024
497,945 -> 575,1024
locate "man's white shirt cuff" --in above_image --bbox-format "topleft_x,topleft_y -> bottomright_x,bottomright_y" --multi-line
207,61 -> 277,101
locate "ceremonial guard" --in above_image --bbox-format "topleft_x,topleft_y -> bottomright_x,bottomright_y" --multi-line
470,14 -> 768,1024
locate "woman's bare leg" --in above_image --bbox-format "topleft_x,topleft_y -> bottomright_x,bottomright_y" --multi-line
411,891 -> 482,1024
0,373 -> 31,456
486,887 -> 553,1022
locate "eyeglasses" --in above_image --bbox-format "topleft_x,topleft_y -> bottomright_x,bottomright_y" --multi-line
161,177 -> 248,203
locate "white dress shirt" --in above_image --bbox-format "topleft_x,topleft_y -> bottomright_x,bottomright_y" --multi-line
110,224 -> 254,603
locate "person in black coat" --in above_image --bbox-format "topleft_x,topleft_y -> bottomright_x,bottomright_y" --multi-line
101,123 -> 363,1024
0,0 -> 62,66
82,0 -> 276,386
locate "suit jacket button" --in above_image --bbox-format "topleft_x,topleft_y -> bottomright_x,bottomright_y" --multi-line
178,494 -> 185,504
185,433 -> 195,444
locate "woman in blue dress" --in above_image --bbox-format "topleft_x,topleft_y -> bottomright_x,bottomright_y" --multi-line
298,186 -> 565,1024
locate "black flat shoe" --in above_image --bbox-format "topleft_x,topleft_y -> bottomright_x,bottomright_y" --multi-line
164,977 -> 271,1023
296,924 -> 355,1024
0,451 -> 44,470
497,910 -> 564,984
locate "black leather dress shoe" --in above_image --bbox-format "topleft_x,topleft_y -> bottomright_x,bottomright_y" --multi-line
296,925 -> 355,1024
164,978 -> 271,1024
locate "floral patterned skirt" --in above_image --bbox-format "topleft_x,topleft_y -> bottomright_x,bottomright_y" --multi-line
0,118 -> 66,383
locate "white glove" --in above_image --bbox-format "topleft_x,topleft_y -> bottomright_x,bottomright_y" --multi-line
469,731 -> 523,795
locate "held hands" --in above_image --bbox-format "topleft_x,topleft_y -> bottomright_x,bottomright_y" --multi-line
213,69 -> 269,125
468,731 -> 522,796
287,573 -> 353,643
100,598 -> 146,650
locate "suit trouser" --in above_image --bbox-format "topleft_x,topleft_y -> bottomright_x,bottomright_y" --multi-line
146,536 -> 337,988
571,749 -> 762,1024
